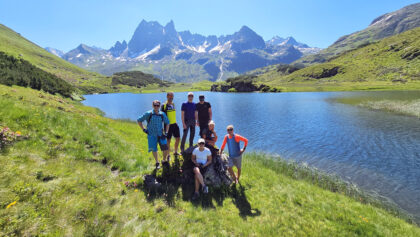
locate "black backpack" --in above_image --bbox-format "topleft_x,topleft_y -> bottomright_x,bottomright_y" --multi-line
147,112 -> 164,124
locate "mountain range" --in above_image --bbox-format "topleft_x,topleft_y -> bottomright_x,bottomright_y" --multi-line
47,20 -> 320,82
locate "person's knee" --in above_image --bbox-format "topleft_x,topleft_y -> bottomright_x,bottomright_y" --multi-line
193,167 -> 200,174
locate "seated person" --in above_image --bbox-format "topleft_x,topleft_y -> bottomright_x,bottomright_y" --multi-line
191,138 -> 212,200
203,120 -> 218,147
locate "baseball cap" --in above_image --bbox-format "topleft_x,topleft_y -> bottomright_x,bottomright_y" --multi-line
198,138 -> 205,144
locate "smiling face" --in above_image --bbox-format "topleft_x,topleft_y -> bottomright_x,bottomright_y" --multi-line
227,127 -> 234,135
209,123 -> 214,131
188,94 -> 193,102
152,102 -> 160,112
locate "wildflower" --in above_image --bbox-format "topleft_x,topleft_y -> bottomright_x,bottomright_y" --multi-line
6,201 -> 17,209
15,131 -> 21,136
134,189 -> 139,192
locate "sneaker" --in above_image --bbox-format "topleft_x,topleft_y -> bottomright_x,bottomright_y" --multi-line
192,192 -> 200,200
173,152 -> 181,156
155,162 -> 161,170
202,185 -> 208,194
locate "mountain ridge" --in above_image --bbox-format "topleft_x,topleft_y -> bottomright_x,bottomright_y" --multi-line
56,20 -> 320,82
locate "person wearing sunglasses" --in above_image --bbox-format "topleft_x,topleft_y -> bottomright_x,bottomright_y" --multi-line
181,92 -> 198,152
191,138 -> 212,200
219,125 -> 248,184
137,100 -> 170,169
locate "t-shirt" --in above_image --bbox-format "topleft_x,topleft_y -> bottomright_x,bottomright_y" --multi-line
196,102 -> 211,126
181,102 -> 196,120
206,129 -> 215,141
161,102 -> 176,124
192,147 -> 211,165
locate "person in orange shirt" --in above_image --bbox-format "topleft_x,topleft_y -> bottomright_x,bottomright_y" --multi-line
219,125 -> 248,184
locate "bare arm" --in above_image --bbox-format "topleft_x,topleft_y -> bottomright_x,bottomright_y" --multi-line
195,110 -> 199,126
192,154 -> 199,167
137,121 -> 145,130
208,107 -> 212,121
203,155 -> 212,168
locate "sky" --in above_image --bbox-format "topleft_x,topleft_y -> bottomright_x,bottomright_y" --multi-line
0,0 -> 418,52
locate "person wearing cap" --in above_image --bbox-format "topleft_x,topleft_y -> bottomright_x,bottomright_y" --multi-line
181,92 -> 198,152
161,92 -> 181,156
137,100 -> 170,169
204,120 -> 217,147
195,94 -> 212,138
191,138 -> 212,200
219,125 -> 248,184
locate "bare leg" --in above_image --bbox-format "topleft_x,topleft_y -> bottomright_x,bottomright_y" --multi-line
237,168 -> 241,182
152,151 -> 159,163
167,138 -> 172,153
162,149 -> 169,162
228,167 -> 237,183
195,176 -> 200,193
174,137 -> 180,153
193,167 -> 204,186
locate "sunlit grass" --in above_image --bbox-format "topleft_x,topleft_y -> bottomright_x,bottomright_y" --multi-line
1,84 -> 419,236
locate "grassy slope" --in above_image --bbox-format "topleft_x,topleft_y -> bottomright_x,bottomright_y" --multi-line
1,85 -> 419,236
0,24 -> 112,91
256,27 -> 420,92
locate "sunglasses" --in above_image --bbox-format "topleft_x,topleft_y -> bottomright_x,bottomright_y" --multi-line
188,95 -> 193,97
227,128 -> 233,131
198,142 -> 205,145
153,104 -> 160,107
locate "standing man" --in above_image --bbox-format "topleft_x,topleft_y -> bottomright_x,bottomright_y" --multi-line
196,94 -> 212,138
219,125 -> 248,184
137,100 -> 170,169
161,92 -> 180,156
181,92 -> 198,152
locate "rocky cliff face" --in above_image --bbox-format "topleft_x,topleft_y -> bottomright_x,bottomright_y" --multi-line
60,20 -> 319,82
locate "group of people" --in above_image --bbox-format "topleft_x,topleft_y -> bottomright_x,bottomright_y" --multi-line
137,92 -> 248,199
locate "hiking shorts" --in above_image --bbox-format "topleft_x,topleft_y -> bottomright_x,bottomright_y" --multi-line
228,155 -> 242,169
148,135 -> 168,152
199,124 -> 209,137
167,123 -> 180,139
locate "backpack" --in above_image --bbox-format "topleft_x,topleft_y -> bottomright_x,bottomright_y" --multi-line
147,112 -> 164,124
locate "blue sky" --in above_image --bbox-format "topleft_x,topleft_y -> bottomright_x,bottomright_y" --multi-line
0,0 -> 418,52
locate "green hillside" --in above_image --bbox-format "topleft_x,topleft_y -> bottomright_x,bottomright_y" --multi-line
295,3 -> 420,66
1,84 -> 420,236
0,24 -> 111,92
255,27 -> 420,91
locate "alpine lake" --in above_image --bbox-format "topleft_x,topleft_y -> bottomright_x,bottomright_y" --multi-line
83,90 -> 420,220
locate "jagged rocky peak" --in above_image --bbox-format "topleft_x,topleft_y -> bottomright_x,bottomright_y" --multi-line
110,40 -> 128,57
230,25 -> 266,51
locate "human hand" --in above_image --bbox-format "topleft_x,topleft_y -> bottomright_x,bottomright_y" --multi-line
183,123 -> 186,129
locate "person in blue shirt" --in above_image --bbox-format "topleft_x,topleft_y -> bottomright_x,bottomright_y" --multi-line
181,92 -> 198,152
137,100 -> 170,169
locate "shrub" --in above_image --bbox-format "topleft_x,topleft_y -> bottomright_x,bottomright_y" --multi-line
0,52 -> 74,97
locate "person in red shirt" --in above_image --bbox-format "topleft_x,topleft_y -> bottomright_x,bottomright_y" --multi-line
219,125 -> 248,184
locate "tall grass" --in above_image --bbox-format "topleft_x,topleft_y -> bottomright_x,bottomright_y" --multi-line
360,99 -> 420,118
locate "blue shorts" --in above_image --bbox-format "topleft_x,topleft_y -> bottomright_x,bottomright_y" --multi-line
148,135 -> 168,152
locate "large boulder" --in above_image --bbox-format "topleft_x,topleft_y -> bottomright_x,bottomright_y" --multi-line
182,145 -> 232,187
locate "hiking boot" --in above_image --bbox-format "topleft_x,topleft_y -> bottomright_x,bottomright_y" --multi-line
192,192 -> 200,200
162,160 -> 169,167
202,185 -> 208,194
155,162 -> 161,170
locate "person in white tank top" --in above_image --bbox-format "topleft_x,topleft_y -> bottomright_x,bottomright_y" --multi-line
191,138 -> 212,200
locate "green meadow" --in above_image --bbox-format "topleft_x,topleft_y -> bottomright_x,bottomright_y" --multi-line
1,84 -> 419,236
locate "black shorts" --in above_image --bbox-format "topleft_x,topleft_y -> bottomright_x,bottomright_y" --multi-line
199,166 -> 208,175
199,124 -> 209,137
167,123 -> 180,139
